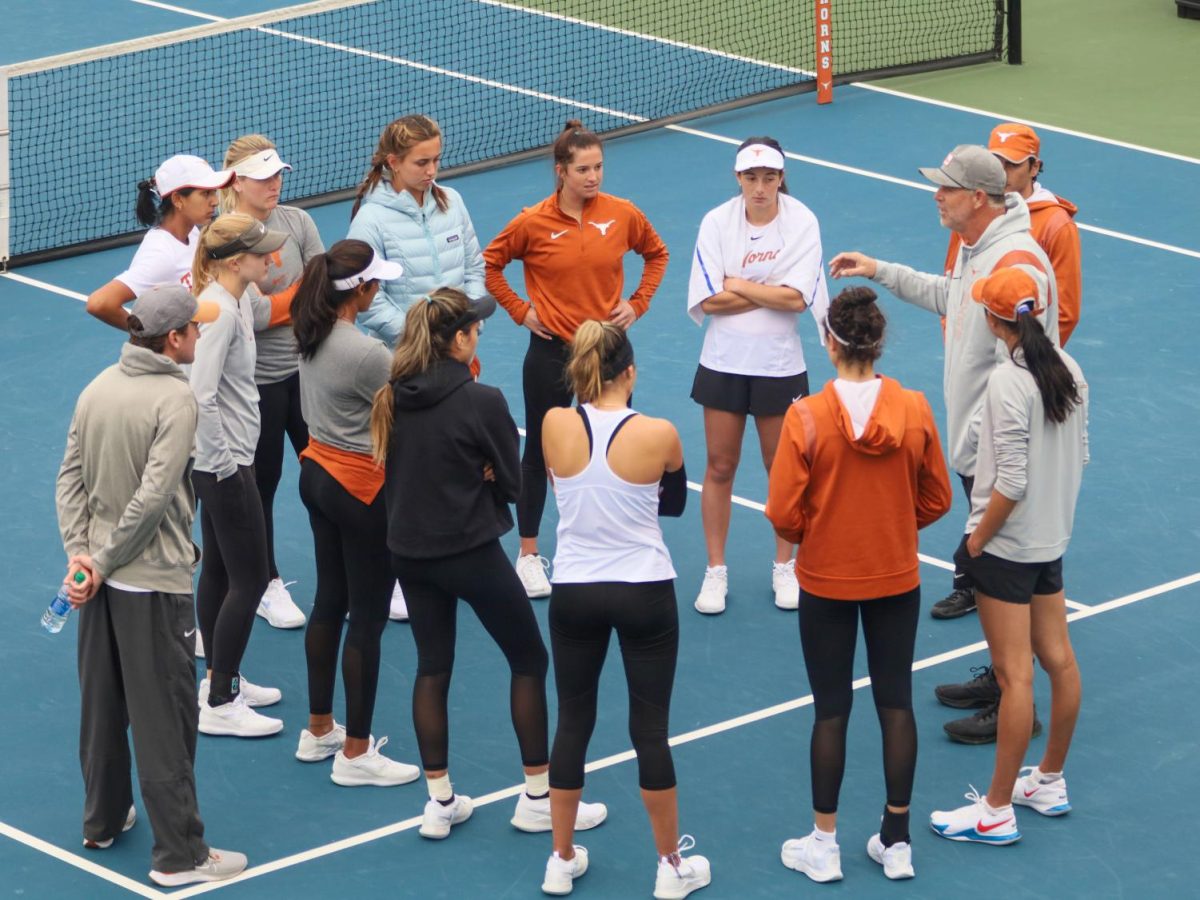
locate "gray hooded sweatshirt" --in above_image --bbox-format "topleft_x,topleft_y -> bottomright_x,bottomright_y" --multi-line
872,194 -> 1060,477
56,343 -> 200,594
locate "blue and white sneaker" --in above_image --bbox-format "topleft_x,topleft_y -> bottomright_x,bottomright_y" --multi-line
930,786 -> 1021,845
1012,766 -> 1071,816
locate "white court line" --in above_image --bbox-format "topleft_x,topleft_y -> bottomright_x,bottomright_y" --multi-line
129,566 -> 1200,896
0,821 -> 166,899
0,271 -> 87,300
120,1 -> 1200,260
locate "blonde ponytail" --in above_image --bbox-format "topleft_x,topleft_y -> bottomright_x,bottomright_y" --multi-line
192,212 -> 256,295
566,320 -> 628,403
369,287 -> 472,463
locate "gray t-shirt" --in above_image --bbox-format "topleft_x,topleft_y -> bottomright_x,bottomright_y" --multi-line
298,321 -> 392,455
253,205 -> 324,385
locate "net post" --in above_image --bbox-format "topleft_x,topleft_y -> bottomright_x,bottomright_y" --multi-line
0,65 -> 10,269
1007,0 -> 1023,64
816,0 -> 833,103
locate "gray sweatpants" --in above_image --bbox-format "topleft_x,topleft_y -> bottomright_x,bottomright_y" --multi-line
78,585 -> 209,871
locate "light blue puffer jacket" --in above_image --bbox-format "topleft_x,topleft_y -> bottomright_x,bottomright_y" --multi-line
347,181 -> 485,345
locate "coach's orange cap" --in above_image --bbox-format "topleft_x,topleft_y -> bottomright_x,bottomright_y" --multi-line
971,267 -> 1045,321
988,123 -> 1040,164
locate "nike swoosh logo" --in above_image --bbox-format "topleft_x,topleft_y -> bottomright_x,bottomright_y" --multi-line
1023,788 -> 1039,798
750,235 -> 763,241
977,818 -> 1014,833
184,628 -> 196,638
550,230 -> 568,240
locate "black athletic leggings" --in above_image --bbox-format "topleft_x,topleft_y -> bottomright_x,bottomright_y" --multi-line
952,473 -> 975,591
299,459 -> 392,740
798,586 -> 920,814
193,466 -> 270,690
254,372 -> 308,580
391,540 -> 550,772
517,332 -> 573,539
549,580 -> 679,792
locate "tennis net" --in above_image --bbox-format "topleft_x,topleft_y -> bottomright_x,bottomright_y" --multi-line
0,0 -> 1017,266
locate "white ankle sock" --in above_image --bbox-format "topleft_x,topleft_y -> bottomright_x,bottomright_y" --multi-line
813,826 -> 837,843
1038,769 -> 1063,783
525,770 -> 549,797
706,564 -> 727,576
426,774 -> 453,802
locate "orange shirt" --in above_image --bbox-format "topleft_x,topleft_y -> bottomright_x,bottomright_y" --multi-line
944,193 -> 1082,344
483,192 -> 668,341
298,436 -> 384,505
766,377 -> 953,600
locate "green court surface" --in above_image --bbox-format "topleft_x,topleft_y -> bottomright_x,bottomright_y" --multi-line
880,0 -> 1200,157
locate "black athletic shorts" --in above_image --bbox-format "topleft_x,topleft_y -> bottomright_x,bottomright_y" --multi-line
690,364 -> 809,417
953,534 -> 1064,605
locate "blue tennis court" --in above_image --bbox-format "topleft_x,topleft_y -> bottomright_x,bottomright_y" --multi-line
2,2 -> 1198,898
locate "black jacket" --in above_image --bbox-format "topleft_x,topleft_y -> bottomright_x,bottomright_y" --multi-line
384,358 -> 520,558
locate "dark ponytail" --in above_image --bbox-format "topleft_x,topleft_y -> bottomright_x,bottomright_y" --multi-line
552,119 -> 602,188
737,135 -> 789,194
292,239 -> 376,360
1009,314 -> 1081,424
135,178 -> 195,228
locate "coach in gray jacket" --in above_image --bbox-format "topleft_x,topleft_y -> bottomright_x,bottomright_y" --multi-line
55,284 -> 247,888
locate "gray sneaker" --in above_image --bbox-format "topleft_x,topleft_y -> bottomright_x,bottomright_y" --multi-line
149,848 -> 248,886
944,700 -> 1043,744
931,588 -> 976,619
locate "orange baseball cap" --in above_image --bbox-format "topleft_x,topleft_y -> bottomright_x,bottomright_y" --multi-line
970,267 -> 1045,321
988,123 -> 1040,164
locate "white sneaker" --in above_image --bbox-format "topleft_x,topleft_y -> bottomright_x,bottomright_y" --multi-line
772,561 -> 799,610
295,723 -> 347,762
1012,766 -> 1071,816
780,831 -> 842,882
867,833 -> 914,879
542,846 -> 589,895
654,835 -> 711,899
149,848 -> 248,886
930,786 -> 1021,844
515,554 -> 552,599
511,792 -> 608,833
389,581 -> 409,621
257,578 -> 306,629
693,566 -> 727,615
330,736 -> 420,787
82,805 -> 136,849
194,630 -> 205,659
419,793 -> 474,839
198,675 -> 281,709
199,694 -> 283,738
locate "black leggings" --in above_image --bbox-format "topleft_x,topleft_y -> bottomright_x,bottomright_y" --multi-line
254,372 -> 308,580
391,540 -> 550,772
517,332 -> 573,539
299,459 -> 392,740
798,587 -> 920,814
549,580 -> 679,791
952,473 -> 975,591
193,466 -> 270,686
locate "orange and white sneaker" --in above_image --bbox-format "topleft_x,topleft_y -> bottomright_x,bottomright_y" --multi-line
930,786 -> 1021,845
1012,766 -> 1071,816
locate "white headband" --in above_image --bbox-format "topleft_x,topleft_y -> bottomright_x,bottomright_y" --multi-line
735,144 -> 785,172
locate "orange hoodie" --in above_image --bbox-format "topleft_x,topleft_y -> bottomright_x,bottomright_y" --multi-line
766,377 -> 953,600
945,192 -> 1081,344
483,192 -> 668,341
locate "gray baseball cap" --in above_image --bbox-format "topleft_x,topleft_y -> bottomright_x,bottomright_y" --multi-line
919,144 -> 1006,195
128,284 -> 220,338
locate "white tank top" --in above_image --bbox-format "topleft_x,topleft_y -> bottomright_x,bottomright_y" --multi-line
550,405 -> 676,584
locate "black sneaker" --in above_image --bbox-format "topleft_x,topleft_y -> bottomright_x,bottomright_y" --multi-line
943,700 -> 1044,745
934,665 -> 1001,709
931,588 -> 977,620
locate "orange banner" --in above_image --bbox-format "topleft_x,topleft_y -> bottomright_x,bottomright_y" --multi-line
816,0 -> 833,104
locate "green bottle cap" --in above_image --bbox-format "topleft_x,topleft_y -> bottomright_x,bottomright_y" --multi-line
73,571 -> 87,584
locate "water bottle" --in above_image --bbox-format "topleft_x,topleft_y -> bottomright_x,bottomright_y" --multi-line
41,571 -> 87,634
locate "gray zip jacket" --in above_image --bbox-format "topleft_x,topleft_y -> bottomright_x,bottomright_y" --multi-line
56,344 -> 200,593
872,194 -> 1059,476
967,347 -> 1089,562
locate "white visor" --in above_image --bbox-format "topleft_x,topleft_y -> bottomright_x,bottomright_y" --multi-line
332,252 -> 404,290
734,144 -> 785,173
234,148 -> 292,180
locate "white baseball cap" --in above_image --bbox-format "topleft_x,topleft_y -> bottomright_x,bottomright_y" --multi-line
735,143 -> 785,172
233,148 -> 292,180
154,155 -> 235,198
332,251 -> 405,290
